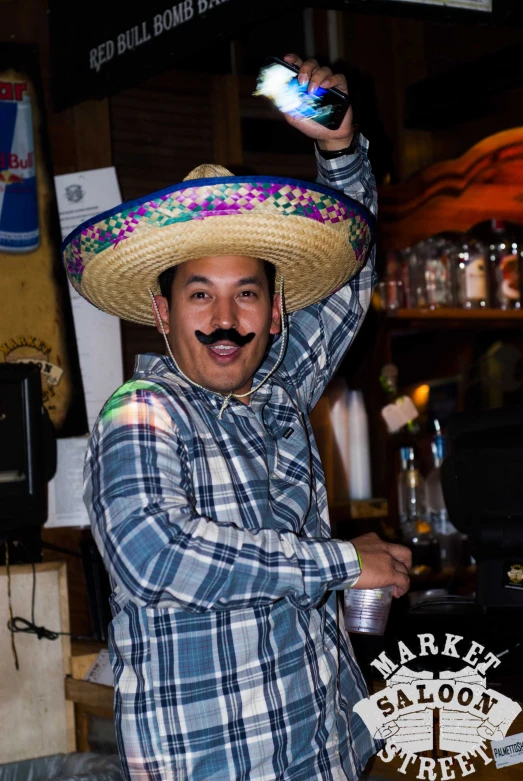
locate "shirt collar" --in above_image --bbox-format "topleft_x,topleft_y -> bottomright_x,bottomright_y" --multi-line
133,352 -> 274,417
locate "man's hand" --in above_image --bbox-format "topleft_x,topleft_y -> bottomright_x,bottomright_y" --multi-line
349,533 -> 412,598
281,53 -> 354,152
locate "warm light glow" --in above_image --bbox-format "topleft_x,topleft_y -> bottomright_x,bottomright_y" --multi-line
412,384 -> 430,410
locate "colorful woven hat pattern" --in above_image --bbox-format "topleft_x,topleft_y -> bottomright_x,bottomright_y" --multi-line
62,165 -> 374,325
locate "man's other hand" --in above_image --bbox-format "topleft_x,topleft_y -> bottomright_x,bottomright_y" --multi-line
350,532 -> 412,598
282,53 -> 354,152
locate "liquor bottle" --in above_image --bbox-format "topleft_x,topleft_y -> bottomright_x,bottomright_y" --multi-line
397,447 -> 425,530
425,421 -> 463,570
404,243 -> 427,309
397,446 -> 440,575
423,236 -> 453,309
488,220 -> 521,310
455,238 -> 489,309
384,251 -> 404,311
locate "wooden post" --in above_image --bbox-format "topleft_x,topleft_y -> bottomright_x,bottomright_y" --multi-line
211,74 -> 243,169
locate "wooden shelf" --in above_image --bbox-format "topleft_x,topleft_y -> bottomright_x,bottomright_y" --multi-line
65,676 -> 114,712
388,308 -> 523,319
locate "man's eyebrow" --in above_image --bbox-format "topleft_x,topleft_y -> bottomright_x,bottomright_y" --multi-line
236,276 -> 263,287
184,274 -> 264,287
185,274 -> 213,286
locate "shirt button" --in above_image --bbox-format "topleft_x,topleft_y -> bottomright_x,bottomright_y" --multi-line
324,644 -> 329,653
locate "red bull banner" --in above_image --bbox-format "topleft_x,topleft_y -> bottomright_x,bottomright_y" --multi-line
0,43 -> 87,436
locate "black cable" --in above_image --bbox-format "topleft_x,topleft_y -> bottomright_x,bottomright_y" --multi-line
7,542 -> 94,643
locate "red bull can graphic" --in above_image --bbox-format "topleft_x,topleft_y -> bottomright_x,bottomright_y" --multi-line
0,81 -> 39,253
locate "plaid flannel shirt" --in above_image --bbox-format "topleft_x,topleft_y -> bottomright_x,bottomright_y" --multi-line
85,138 -> 380,781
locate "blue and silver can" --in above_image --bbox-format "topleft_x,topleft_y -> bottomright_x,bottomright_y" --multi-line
0,80 -> 39,253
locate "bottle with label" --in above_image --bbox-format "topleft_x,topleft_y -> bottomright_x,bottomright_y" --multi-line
397,446 -> 440,575
488,220 -> 521,309
425,421 -> 463,570
384,251 -> 405,311
455,238 -> 489,309
407,243 -> 428,309
0,80 -> 39,253
423,236 -> 453,309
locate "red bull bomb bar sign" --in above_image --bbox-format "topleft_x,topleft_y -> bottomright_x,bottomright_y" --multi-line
49,0 -> 284,110
89,1 -> 220,73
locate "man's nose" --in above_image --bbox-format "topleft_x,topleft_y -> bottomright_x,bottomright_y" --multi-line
210,297 -> 240,331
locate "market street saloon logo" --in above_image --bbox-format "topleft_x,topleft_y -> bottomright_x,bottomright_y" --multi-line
355,633 -> 521,779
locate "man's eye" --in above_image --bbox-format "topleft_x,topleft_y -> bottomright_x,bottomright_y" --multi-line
240,290 -> 256,298
191,291 -> 208,299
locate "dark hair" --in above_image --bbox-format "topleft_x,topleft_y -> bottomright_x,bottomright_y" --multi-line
158,259 -> 276,306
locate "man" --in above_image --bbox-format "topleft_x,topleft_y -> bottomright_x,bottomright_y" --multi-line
64,54 -> 411,780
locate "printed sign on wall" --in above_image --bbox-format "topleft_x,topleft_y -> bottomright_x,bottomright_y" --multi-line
387,0 -> 491,11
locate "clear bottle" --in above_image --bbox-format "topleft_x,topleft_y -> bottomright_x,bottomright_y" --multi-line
399,245 -> 427,309
384,251 -> 404,311
398,446 -> 425,529
488,220 -> 521,310
424,236 -> 453,309
425,421 -> 462,570
456,238 -> 489,309
398,447 -> 440,575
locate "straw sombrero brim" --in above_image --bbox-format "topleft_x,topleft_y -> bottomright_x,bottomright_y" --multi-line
62,174 -> 375,325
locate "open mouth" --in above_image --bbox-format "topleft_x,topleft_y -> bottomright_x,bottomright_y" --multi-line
206,341 -> 242,363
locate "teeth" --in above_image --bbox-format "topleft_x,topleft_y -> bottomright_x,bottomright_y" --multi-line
211,345 -> 238,353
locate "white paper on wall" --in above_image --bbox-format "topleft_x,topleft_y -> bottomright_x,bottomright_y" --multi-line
48,167 -> 124,527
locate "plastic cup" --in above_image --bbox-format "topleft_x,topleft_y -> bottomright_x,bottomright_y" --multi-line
343,585 -> 394,635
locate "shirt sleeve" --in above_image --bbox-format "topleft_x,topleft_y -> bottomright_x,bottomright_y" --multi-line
84,385 -> 362,612
276,136 -> 377,413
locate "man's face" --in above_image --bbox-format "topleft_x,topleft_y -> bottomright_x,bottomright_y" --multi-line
153,256 -> 281,400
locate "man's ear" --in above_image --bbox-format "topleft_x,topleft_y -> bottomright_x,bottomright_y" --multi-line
270,293 -> 281,336
152,295 -> 170,334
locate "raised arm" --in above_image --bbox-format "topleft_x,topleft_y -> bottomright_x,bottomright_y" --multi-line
278,138 -> 377,412
85,382 -> 362,612
265,53 -> 377,413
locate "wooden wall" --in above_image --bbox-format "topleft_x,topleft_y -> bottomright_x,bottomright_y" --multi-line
339,10 -> 523,182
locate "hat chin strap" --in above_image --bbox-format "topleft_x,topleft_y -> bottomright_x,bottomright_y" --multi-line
148,275 -> 287,419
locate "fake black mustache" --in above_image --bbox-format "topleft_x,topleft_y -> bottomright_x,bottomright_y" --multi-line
195,329 -> 256,347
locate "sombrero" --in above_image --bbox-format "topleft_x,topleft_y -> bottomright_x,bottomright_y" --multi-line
62,163 -> 375,326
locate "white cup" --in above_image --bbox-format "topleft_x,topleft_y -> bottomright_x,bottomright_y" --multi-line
343,585 -> 394,635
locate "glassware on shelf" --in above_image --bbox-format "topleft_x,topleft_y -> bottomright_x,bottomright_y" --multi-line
402,244 -> 427,309
425,420 -> 463,570
397,446 -> 440,576
423,236 -> 454,309
384,251 -> 405,311
488,220 -> 521,310
455,237 -> 489,309
398,446 -> 425,527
